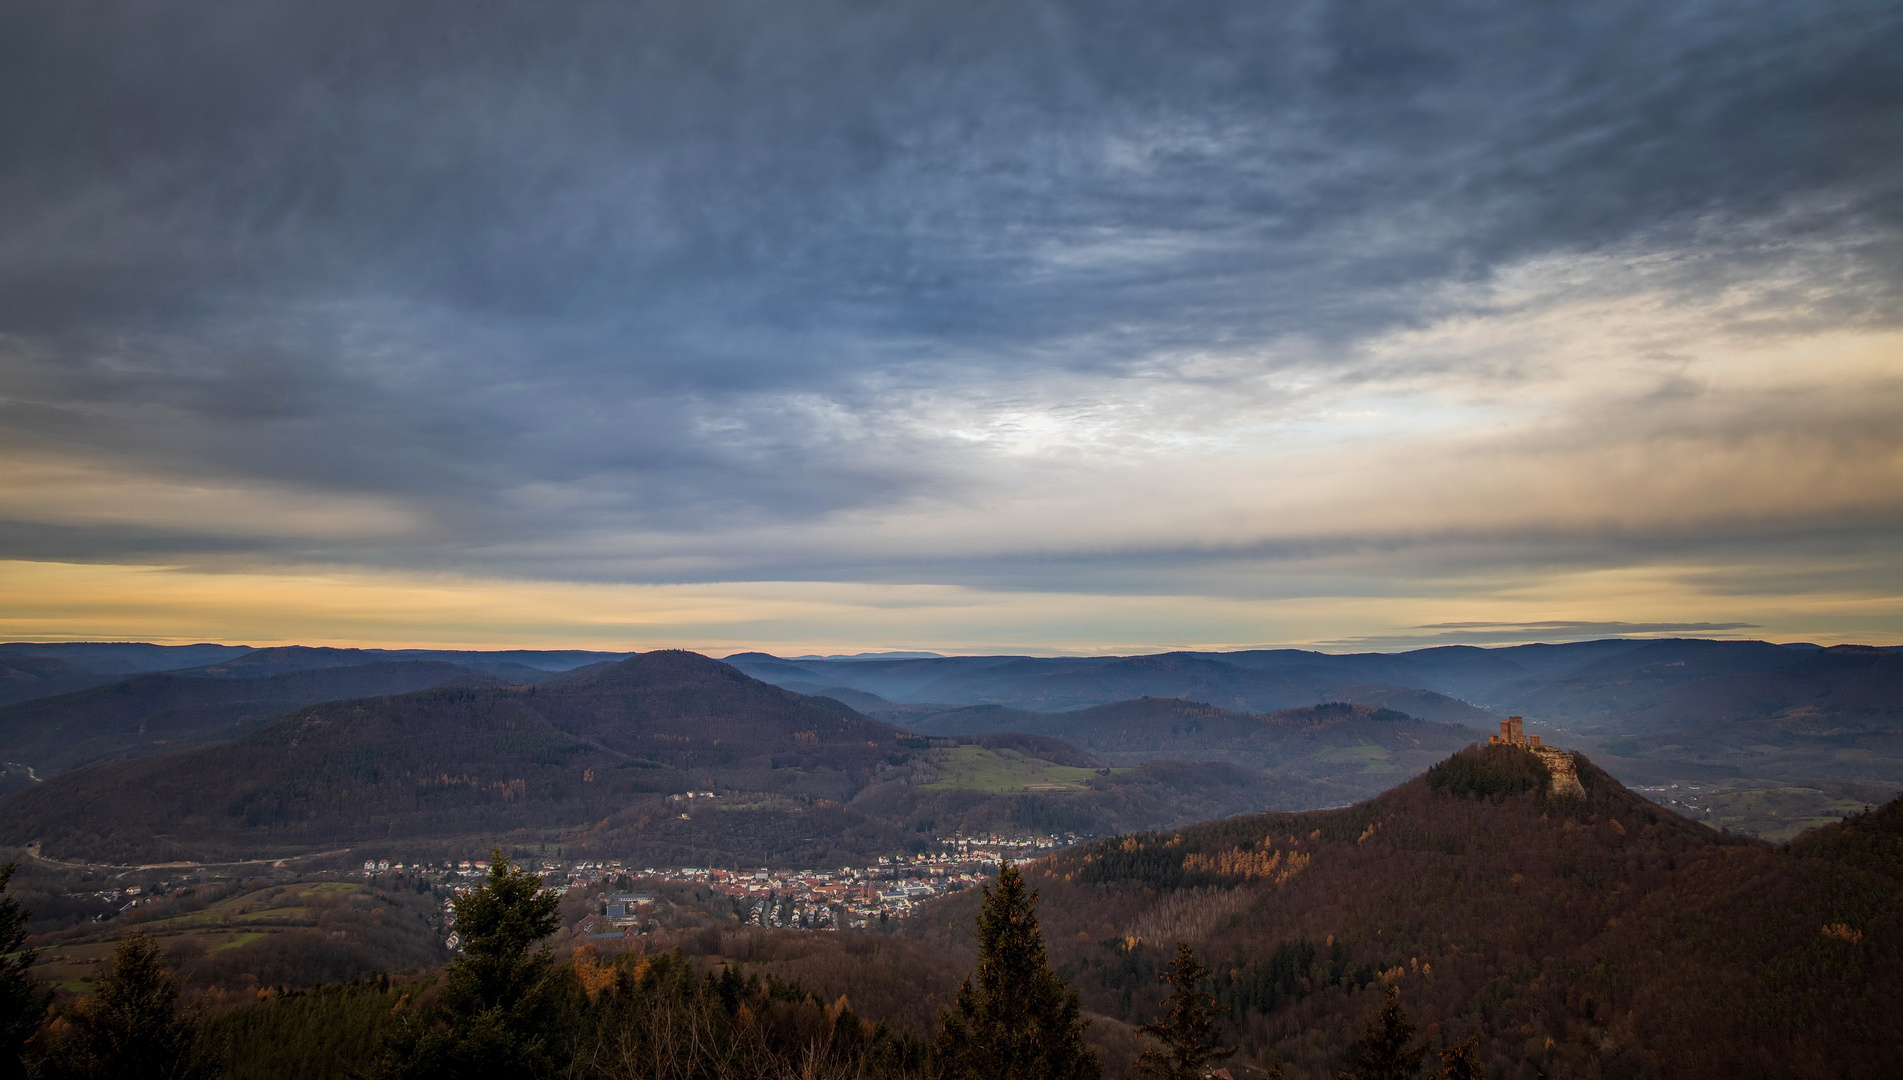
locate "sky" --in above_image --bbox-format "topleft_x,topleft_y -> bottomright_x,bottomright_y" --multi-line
2,0 -> 1900,654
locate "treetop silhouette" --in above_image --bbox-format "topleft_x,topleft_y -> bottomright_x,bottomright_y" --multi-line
935,860 -> 1101,1080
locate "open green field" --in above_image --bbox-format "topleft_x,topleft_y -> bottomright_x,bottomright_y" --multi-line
1695,784 -> 1880,843
32,880 -> 370,989
29,878 -> 444,992
920,746 -> 1110,792
1637,780 -> 1892,843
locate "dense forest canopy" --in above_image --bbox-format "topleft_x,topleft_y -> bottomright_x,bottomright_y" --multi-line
0,742 -> 1893,1078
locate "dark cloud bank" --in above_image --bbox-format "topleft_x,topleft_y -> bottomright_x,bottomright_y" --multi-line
1,0 -> 1899,590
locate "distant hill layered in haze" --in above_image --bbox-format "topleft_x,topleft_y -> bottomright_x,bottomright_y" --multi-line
728,638 -> 1901,723
0,652 -> 1301,866
0,644 -> 255,708
1517,641 -> 1903,783
734,639 -> 1903,808
0,660 -> 491,779
3,637 -> 1897,844
0,644 -> 632,789
889,697 -> 1476,798
0,642 -> 628,709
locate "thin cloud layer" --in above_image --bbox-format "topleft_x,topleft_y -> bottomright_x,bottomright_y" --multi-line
0,1 -> 1899,646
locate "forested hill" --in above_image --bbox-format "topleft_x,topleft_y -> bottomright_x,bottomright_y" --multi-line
13,639 -> 1900,824
891,697 -> 1478,804
0,660 -> 484,777
0,643 -> 627,708
0,652 -> 1300,866
0,651 -> 907,864
906,743 -> 1902,1079
735,640 -> 1903,826
530,649 -> 906,757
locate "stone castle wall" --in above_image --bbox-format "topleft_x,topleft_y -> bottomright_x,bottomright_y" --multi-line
1489,716 -> 1585,798
1530,744 -> 1585,798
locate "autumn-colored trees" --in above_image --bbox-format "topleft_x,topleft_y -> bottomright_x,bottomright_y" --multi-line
43,932 -> 202,1080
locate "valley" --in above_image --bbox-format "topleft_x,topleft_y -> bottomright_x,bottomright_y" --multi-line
0,637 -> 1896,1077
1,639 -> 1897,859
24,736 -> 1890,1078
7,6 -> 1890,1076
736,640 -> 1903,839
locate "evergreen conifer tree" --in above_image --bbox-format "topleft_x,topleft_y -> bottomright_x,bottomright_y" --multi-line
442,850 -> 563,1015
1136,942 -> 1230,1080
0,864 -> 44,1080
1339,983 -> 1425,1080
935,861 -> 1100,1080
51,931 -> 200,1080
379,850 -> 567,1079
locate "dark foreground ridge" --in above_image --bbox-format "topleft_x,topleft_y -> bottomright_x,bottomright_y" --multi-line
905,743 -> 1903,1078
0,740 -> 1892,1080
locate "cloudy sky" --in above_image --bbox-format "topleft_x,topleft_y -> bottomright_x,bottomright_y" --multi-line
2,0 -> 1899,653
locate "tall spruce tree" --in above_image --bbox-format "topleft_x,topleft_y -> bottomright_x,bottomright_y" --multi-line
935,861 -> 1100,1080
50,931 -> 200,1080
1339,983 -> 1426,1080
1136,942 -> 1230,1080
442,850 -> 563,1015
379,850 -> 567,1079
0,864 -> 44,1080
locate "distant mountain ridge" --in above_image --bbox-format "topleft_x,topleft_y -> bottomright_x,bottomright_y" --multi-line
5,638 -> 1898,839
725,637 -> 1903,718
0,652 -> 1306,866
0,660 -> 489,779
0,642 -> 633,709
728,638 -> 1903,803
885,696 -> 1477,794
16,636 -> 1891,725
185,645 -> 632,680
0,642 -> 255,673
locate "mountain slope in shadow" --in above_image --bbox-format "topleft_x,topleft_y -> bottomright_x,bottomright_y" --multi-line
906,744 -> 1902,1079
893,696 -> 1481,805
0,653 -> 1304,866
0,660 -> 486,776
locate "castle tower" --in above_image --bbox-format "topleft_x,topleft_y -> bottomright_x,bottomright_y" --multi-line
1483,715 -> 1583,797
1489,716 -> 1528,747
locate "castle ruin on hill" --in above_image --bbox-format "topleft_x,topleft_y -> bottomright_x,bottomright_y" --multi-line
1489,716 -> 1585,798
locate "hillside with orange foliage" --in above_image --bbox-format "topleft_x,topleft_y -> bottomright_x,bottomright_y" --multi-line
906,743 -> 1902,1079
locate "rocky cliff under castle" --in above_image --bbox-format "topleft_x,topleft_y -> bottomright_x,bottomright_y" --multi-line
1488,715 -> 1586,798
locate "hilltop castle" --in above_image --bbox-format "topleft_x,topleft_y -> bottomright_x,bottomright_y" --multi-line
1489,716 -> 1585,798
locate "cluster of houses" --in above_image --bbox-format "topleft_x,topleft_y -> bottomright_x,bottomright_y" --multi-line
570,831 -> 1084,935
84,882 -> 155,916
361,858 -> 492,875
1632,783 -> 1714,821
366,831 -> 1084,948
